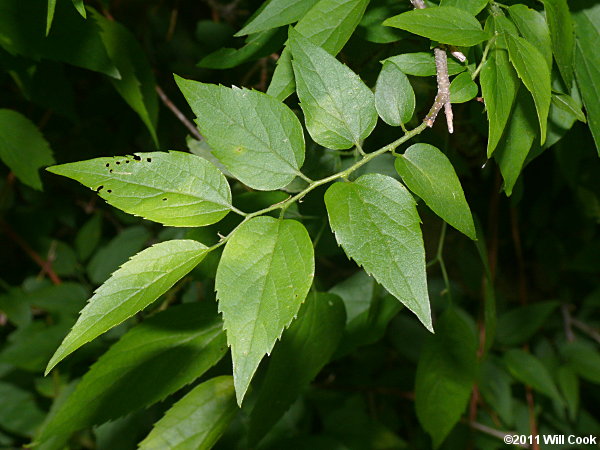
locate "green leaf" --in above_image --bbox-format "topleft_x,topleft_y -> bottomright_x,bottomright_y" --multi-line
383,6 -> 490,47
415,309 -> 477,448
139,376 -> 236,450
375,61 -> 415,126
479,359 -> 514,426
176,77 -> 305,190
449,72 -> 478,103
87,226 -> 150,285
551,92 -> 586,123
290,30 -> 377,150
75,213 -> 103,261
71,0 -> 86,18
495,301 -> 559,346
0,0 -> 119,78
47,151 -> 231,227
92,12 -> 159,145
46,239 -> 210,374
215,216 -> 315,404
557,366 -> 579,421
198,28 -> 284,69
560,340 -> 600,384
573,8 -> 600,155
494,91 -> 538,196
480,49 -> 518,156
37,303 -> 227,447
0,382 -> 45,437
506,33 -> 551,144
504,349 -> 563,403
439,0 -> 488,15
324,174 -> 432,331
46,0 -> 57,35
395,144 -> 476,239
0,109 -> 54,190
382,52 -> 466,77
541,0 -> 575,88
236,0 -> 319,36
507,5 -> 552,70
248,292 -> 346,445
267,0 -> 369,100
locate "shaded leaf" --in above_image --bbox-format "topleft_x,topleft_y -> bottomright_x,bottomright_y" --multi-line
560,340 -> 600,384
383,52 -> 466,77
495,301 -> 559,346
71,0 -> 86,18
267,0 -> 369,100
494,91 -> 538,196
551,92 -> 586,123
415,309 -> 477,448
290,29 -> 377,149
215,216 -> 314,404
0,109 -> 54,190
506,33 -> 551,144
48,151 -> 231,227
324,174 -> 432,331
449,72 -> 478,103
236,0 -> 319,36
46,0 -> 57,35
395,143 -> 475,239
92,12 -> 159,145
0,382 -> 45,437
198,28 -> 285,69
176,77 -> 305,190
508,5 -> 552,70
87,226 -> 150,285
37,303 -> 227,447
46,239 -> 210,373
249,292 -> 346,445
480,49 -> 518,157
504,349 -> 563,403
541,0 -> 575,88
383,6 -> 490,47
375,60 -> 415,126
139,376 -> 236,450
573,6 -> 600,155
0,0 -> 119,77
439,0 -> 488,15
557,366 -> 579,421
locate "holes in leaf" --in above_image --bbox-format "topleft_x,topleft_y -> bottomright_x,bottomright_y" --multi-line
109,169 -> 113,173
116,161 -> 121,165
105,163 -> 110,168
162,198 -> 167,201
146,158 -> 152,162
107,189 -> 112,193
96,185 -> 104,192
133,155 -> 141,161
125,160 -> 130,163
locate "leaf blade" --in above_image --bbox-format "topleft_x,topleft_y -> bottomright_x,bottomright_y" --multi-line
383,6 -> 490,47
324,174 -> 432,331
506,33 -> 551,144
375,61 -> 415,126
139,376 -> 236,450
48,151 -> 232,227
236,0 -> 320,36
176,77 -> 305,190
215,217 -> 315,404
46,239 -> 210,374
37,303 -> 227,446
541,0 -> 575,88
290,29 -> 377,149
0,109 -> 54,190
395,143 -> 476,239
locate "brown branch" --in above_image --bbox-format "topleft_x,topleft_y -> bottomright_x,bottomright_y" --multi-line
525,386 -> 540,450
571,317 -> 600,344
0,219 -> 62,285
424,48 -> 454,133
155,85 -> 203,141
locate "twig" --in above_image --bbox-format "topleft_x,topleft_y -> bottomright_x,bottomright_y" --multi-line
424,48 -> 454,133
525,386 -> 540,450
571,317 -> 600,345
0,219 -> 62,285
155,85 -> 203,141
463,420 -> 530,449
561,304 -> 575,343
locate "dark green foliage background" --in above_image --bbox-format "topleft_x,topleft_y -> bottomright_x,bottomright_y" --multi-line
1,0 -> 599,449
